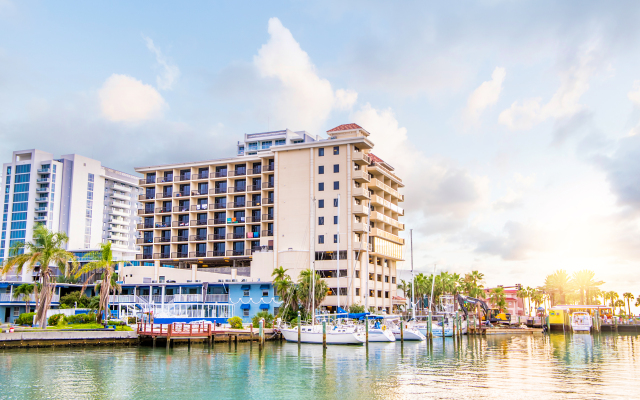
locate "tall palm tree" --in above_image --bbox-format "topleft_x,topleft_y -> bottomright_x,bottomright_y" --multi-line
12,283 -> 35,313
297,268 -> 328,314
516,287 -> 528,314
607,291 -> 619,310
571,270 -> 604,305
543,269 -> 572,306
2,225 -> 77,327
614,299 -> 625,316
75,242 -> 118,323
490,287 -> 508,312
623,293 -> 634,316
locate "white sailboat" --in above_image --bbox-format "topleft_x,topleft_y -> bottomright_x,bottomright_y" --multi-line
366,319 -> 396,342
571,312 -> 592,333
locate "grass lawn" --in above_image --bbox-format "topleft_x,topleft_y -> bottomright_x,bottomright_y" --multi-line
46,323 -> 133,331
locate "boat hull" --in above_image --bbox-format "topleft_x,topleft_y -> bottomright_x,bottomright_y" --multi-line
280,328 -> 365,345
367,328 -> 396,342
392,328 -> 426,341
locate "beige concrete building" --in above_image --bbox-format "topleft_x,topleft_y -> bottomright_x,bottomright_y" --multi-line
128,124 -> 404,312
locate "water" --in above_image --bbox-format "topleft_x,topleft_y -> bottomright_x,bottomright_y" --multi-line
1,333 -> 639,399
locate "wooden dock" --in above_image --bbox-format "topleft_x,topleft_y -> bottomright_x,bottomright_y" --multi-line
485,327 -> 543,335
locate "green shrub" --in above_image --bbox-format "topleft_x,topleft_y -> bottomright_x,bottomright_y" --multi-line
88,296 -> 100,310
15,312 -> 36,326
228,316 -> 243,329
115,325 -> 133,331
48,314 -> 65,326
64,312 -> 97,325
252,311 -> 274,328
127,316 -> 137,324
59,291 -> 91,309
349,303 -> 365,313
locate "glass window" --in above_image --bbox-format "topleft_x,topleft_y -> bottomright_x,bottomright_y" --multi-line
333,164 -> 339,173
243,290 -> 250,297
88,173 -> 94,182
88,182 -> 94,191
318,235 -> 324,244
248,142 -> 258,150
333,146 -> 339,155
261,141 -> 272,149
318,217 -> 324,225
318,148 -> 324,156
13,183 -> 29,193
318,182 -> 324,191
318,199 -> 324,208
333,181 -> 339,190
334,216 -> 338,224
333,198 -> 339,207
262,290 -> 269,297
16,165 -> 30,173
87,191 -> 93,200
6,166 -> 11,175
334,234 -> 338,243
318,166 -> 324,174
275,139 -> 286,146
243,309 -> 250,316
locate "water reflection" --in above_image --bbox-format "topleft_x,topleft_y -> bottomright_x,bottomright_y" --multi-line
1,333 -> 639,399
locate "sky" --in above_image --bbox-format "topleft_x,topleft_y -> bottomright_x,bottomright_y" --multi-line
1,1 -> 640,304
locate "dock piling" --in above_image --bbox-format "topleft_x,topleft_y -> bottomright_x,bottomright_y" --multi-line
400,317 -> 404,343
259,319 -> 264,351
297,311 -> 301,345
322,321 -> 327,349
365,315 -> 369,345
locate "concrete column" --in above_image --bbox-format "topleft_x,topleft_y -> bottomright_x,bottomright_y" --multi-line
231,267 -> 237,281
191,264 -> 197,282
161,285 -> 165,308
154,260 -> 160,281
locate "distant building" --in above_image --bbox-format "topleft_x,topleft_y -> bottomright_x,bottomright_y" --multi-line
484,287 -> 526,316
129,124 -> 405,313
0,150 -> 142,282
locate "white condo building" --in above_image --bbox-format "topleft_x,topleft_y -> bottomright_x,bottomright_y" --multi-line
0,150 -> 141,282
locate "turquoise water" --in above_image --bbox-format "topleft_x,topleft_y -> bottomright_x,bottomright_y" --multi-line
1,333 -> 639,399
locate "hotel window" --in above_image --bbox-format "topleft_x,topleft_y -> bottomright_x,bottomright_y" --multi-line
392,277 -> 396,284
378,290 -> 382,298
243,290 -> 250,297
318,182 -> 324,191
333,164 -> 339,173
248,142 -> 258,151
318,166 -> 324,174
261,141 -> 272,149
243,309 -> 250,317
333,198 -> 338,207
318,148 -> 324,156
275,139 -> 286,146
377,274 -> 382,282
318,235 -> 324,244
333,181 -> 339,190
262,290 -> 269,297
318,217 -> 324,225
333,234 -> 338,243
369,273 -> 374,281
318,199 -> 324,208
333,146 -> 339,155
333,216 -> 338,224
355,288 -> 360,296
355,270 -> 360,278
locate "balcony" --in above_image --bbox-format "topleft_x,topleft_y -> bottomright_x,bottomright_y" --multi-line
191,190 -> 208,197
173,206 -> 190,213
154,253 -> 171,259
193,172 -> 209,180
190,219 -> 208,226
208,234 -> 226,240
207,251 -> 225,257
137,238 -> 153,245
262,164 -> 275,172
189,251 -> 207,258
37,168 -> 50,174
263,198 -> 274,205
110,200 -> 132,208
370,194 -> 404,216
112,183 -> 132,192
139,194 -> 155,200
247,184 -> 261,192
226,250 -> 245,256
157,192 -> 173,199
263,214 -> 274,221
140,178 -> 155,185
156,207 -> 172,214
138,209 -> 154,216
177,174 -> 191,182
205,294 -> 229,302
246,231 -> 260,239
228,201 -> 246,209
37,177 -> 50,183
210,187 -> 227,195
209,219 -> 226,225
371,211 -> 404,230
247,167 -> 262,175
352,187 -> 370,199
352,222 -> 370,233
174,191 -> 190,198
246,200 -> 261,207
36,187 -> 50,193
172,236 -> 189,242
34,206 -> 48,212
154,222 -> 171,228
370,178 -> 402,200
353,241 -> 368,251
136,254 -> 153,260
228,186 -> 246,194
352,204 -> 368,215
137,223 -> 155,230
261,230 -> 273,237
110,192 -> 131,201
109,208 -> 130,217
154,237 -> 171,243
262,182 -> 274,189
227,233 -> 245,240
246,216 -> 261,223
370,228 -> 404,245
172,221 -> 190,227
352,170 -> 370,183
190,204 -> 209,211
108,225 -> 129,233
228,169 -> 246,177
171,252 -> 189,258
214,171 -> 228,178
34,215 -> 49,221
190,235 -> 207,241
352,152 -> 371,165
36,197 -> 49,202
157,176 -> 173,183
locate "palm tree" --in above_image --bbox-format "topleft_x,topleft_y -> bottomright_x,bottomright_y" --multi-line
614,299 -> 625,316
543,270 -> 572,306
75,242 -> 118,324
12,283 -> 35,313
516,287 -> 528,315
623,293 -> 634,316
462,271 -> 485,298
571,270 -> 604,305
2,225 -> 77,327
490,287 -> 508,312
607,291 -> 619,310
297,268 -> 328,314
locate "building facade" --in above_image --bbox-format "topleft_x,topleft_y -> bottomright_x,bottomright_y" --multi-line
129,124 -> 404,313
1,150 -> 141,282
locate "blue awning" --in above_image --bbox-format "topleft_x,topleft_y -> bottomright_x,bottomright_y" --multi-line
241,285 -> 251,290
260,284 -> 269,290
259,304 -> 269,309
240,303 -> 250,310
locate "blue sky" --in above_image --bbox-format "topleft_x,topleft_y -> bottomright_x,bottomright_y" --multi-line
2,1 -> 640,301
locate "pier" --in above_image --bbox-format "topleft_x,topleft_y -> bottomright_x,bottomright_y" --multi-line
136,322 -> 280,348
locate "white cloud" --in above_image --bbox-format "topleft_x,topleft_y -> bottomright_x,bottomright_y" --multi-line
252,17 -> 356,132
98,74 -> 167,122
464,67 -> 506,125
143,36 -> 180,90
627,80 -> 640,136
499,41 -> 598,130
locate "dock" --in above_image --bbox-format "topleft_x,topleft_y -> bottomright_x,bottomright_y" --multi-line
0,330 -> 138,348
484,327 -> 543,335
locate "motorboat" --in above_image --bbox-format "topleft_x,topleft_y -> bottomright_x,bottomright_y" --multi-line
280,324 -> 366,345
391,324 -> 426,341
571,312 -> 592,333
366,320 -> 396,342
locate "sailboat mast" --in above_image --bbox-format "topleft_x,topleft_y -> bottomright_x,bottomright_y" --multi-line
411,229 -> 415,321
312,197 -> 316,326
429,264 -> 436,313
336,193 -> 340,312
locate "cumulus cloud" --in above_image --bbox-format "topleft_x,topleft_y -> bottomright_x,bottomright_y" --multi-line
499,41 -> 599,130
493,173 -> 535,210
98,74 -> 167,122
143,36 -> 180,90
474,221 -> 547,260
627,80 -> 640,136
598,135 -> 640,211
464,67 -> 506,125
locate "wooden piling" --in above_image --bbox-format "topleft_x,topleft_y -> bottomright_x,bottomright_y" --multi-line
259,319 -> 264,351
322,321 -> 327,349
166,324 -> 172,351
297,311 -> 301,345
400,318 -> 404,343
365,315 -> 369,345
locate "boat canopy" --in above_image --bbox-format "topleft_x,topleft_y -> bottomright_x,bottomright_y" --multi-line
335,307 -> 381,320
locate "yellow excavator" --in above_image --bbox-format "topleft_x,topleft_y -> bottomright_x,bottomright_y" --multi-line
457,294 -> 511,325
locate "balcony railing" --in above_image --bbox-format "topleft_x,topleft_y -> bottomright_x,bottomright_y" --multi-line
246,231 -> 260,238
171,252 -> 189,258
139,194 -> 155,200
370,227 -> 405,245
37,178 -> 50,183
136,253 -> 153,260
189,251 -> 207,258
158,192 -> 173,199
205,294 -> 229,303
352,151 -> 371,165
226,250 -> 245,256
246,200 -> 261,207
247,184 -> 261,192
228,201 -> 245,209
352,187 -> 370,199
247,167 -> 262,175
154,222 -> 171,228
191,190 -> 208,196
262,182 -> 274,189
36,197 -> 49,202
194,172 -> 209,180
227,233 -> 245,240
174,191 -> 190,198
228,186 -> 246,193
263,198 -> 274,205
352,170 -> 371,183
228,170 -> 246,177
246,216 -> 261,223
211,187 -> 227,195
262,164 -> 275,172
156,207 -> 172,213
190,220 -> 208,226
177,174 -> 191,182
172,236 -> 189,242
262,230 -> 273,237
172,221 -> 190,227
138,209 -> 154,215
173,206 -> 190,213
191,204 -> 209,211
37,168 -> 50,173
207,251 -> 225,257
209,234 -> 226,240
137,223 -> 155,229
34,216 -> 48,221
209,219 -> 226,225
157,176 -> 174,183
154,253 -> 171,259
190,235 -> 207,241
212,203 -> 226,210
34,206 -> 47,212
214,171 -> 228,178
173,294 -> 203,302
36,187 -> 49,192
154,237 -> 171,243
263,214 -> 274,221
137,238 -> 153,244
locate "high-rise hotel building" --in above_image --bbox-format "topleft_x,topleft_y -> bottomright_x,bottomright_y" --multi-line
0,150 -> 141,281
130,124 -> 404,312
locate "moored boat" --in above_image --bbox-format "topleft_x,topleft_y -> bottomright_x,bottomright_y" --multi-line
280,324 -> 365,345
571,312 -> 592,333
